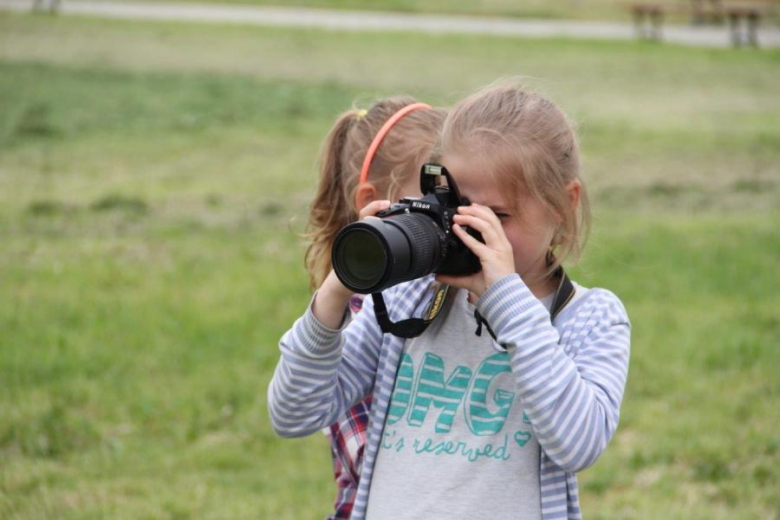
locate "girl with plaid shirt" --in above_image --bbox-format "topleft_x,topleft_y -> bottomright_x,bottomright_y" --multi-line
304,98 -> 445,519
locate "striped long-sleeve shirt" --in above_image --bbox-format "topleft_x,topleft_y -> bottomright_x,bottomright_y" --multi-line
268,273 -> 631,520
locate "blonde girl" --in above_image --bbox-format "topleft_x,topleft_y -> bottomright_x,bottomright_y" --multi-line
271,84 -> 630,520
304,97 -> 446,520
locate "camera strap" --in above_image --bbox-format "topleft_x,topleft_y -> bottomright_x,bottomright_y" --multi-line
473,267 -> 575,342
373,268 -> 574,340
372,283 -> 450,339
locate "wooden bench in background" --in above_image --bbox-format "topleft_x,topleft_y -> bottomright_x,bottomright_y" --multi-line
725,3 -> 775,45
631,0 -> 778,46
690,0 -> 726,23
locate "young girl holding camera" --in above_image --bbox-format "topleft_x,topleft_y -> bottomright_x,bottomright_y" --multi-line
271,83 -> 631,520
305,98 -> 446,520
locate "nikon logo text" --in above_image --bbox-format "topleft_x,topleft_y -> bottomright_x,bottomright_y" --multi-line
411,202 -> 431,210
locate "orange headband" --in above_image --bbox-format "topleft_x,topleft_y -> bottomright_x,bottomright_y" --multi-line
359,102 -> 432,185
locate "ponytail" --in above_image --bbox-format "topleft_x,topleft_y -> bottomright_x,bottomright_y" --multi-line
304,109 -> 360,290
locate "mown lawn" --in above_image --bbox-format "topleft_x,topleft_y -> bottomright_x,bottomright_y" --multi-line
1,11 -> 778,519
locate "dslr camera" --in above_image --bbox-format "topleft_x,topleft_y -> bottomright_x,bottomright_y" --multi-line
332,163 -> 482,294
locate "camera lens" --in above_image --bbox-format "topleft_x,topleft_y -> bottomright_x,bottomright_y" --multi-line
332,213 -> 446,294
334,228 -> 386,290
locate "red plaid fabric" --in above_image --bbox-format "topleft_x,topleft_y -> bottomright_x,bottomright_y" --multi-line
324,294 -> 371,520
325,395 -> 373,520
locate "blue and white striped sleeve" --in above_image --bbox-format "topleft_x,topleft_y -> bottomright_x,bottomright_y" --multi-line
477,274 -> 631,473
267,292 -> 384,438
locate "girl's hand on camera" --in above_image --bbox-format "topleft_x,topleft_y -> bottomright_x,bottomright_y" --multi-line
436,204 -> 516,301
359,200 -> 391,220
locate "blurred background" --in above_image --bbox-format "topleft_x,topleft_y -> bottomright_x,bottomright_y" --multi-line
1,0 -> 778,518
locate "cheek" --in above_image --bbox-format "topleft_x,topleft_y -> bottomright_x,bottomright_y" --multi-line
504,223 -> 554,258
519,209 -> 557,246
503,227 -> 532,255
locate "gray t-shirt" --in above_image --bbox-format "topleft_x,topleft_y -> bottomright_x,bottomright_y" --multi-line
365,288 -> 552,520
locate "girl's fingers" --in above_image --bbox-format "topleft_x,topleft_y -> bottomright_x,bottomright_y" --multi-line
458,204 -> 503,228
454,210 -> 511,250
452,214 -> 503,248
452,223 -> 491,258
359,200 -> 391,220
457,205 -> 509,246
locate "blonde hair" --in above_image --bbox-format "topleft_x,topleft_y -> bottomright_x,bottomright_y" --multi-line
305,97 -> 446,290
436,83 -> 591,274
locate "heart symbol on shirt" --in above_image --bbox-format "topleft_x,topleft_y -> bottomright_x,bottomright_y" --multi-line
514,430 -> 532,447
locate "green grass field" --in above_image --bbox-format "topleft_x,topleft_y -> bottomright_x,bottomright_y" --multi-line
1,11 -> 779,520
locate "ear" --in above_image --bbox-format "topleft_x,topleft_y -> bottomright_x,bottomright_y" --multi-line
565,179 -> 581,214
355,183 -> 379,210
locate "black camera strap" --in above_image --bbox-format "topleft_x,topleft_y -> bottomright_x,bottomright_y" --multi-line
372,283 -> 450,339
373,268 -> 574,340
474,267 -> 575,342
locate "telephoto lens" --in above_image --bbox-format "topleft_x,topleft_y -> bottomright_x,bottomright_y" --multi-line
331,213 -> 447,294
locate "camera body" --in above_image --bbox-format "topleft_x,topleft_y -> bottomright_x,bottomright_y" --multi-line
331,163 -> 482,294
375,163 -> 482,276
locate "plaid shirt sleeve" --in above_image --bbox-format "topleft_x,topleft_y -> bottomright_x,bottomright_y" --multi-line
325,394 -> 373,520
